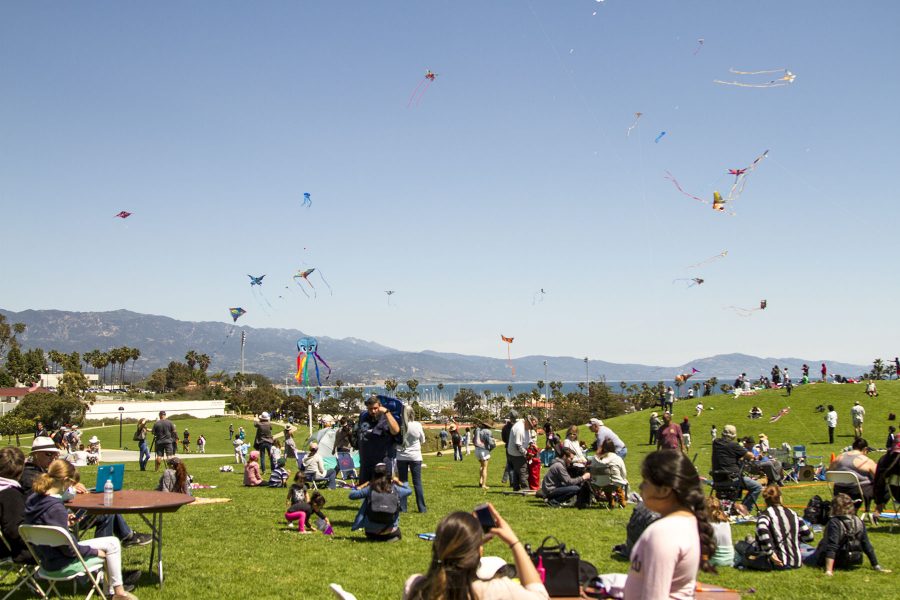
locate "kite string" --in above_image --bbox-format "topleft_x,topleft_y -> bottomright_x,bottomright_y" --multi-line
407,78 -> 427,108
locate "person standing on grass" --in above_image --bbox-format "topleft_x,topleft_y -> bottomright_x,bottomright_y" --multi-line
253,413 -> 275,473
821,362 -> 828,382
648,412 -> 661,445
451,426 -> 463,461
229,423 -> 234,440
134,419 -> 150,471
151,410 -> 177,472
851,400 -> 866,438
507,415 -> 537,492
623,450 -> 716,600
396,416 -> 427,513
825,405 -> 838,444
473,421 -> 495,490
656,412 -> 684,452
500,413 -> 516,485
681,417 -> 692,451
463,427 -> 472,456
357,396 -> 401,484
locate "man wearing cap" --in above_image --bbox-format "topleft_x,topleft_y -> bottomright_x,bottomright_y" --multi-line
851,400 -> 866,438
151,410 -> 177,472
712,424 -> 762,512
21,437 -> 152,548
507,415 -> 537,492
357,396 -> 400,484
588,418 -> 627,458
254,412 -> 275,473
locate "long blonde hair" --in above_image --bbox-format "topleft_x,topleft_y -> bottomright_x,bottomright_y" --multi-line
32,459 -> 79,495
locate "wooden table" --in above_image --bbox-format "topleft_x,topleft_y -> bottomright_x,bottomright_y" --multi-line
67,490 -> 194,588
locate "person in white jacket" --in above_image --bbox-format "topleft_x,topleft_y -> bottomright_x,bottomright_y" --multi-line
396,419 -> 427,513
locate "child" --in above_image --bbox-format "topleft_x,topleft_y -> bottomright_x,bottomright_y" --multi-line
233,438 -> 244,464
270,439 -> 283,464
710,425 -> 717,442
695,401 -> 704,417
705,497 -> 734,567
285,491 -> 329,533
197,434 -> 206,454
268,457 -> 290,488
86,436 -> 102,465
287,471 -> 308,507
525,440 -> 541,491
244,450 -> 263,487
240,441 -> 250,462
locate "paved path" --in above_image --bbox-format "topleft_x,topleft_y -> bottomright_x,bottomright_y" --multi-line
85,449 -> 233,463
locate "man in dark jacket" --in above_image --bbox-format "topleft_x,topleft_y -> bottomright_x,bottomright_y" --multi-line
0,446 -> 31,563
540,448 -> 590,506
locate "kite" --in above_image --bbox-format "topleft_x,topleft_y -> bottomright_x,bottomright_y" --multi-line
728,168 -> 747,182
712,191 -> 727,212
385,290 -> 395,305
532,288 -> 546,305
655,131 -> 667,144
229,307 -> 247,322
675,368 -> 699,385
664,171 -> 708,205
501,335 -> 515,377
725,299 -> 767,317
247,274 -> 273,311
686,250 -> 727,269
407,70 -> 437,108
114,211 -> 132,219
693,39 -> 704,55
725,150 -> 768,205
295,337 -> 331,387
672,278 -> 704,287
302,193 -> 311,207
248,275 -> 265,286
292,268 -> 333,298
714,68 -> 796,88
626,112 -> 643,136
769,407 -> 791,423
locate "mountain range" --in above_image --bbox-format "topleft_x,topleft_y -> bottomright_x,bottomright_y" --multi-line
0,308 -> 870,384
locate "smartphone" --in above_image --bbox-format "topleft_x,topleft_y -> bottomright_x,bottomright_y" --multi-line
474,503 -> 496,533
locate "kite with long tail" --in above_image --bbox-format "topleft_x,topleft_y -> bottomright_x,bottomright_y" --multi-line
714,68 -> 796,88
295,337 -> 332,387
302,192 -> 311,207
675,368 -> 699,385
501,335 -> 515,377
686,250 -> 727,269
672,278 -> 704,287
248,275 -> 273,310
725,299 -> 767,317
292,268 -> 333,298
407,70 -> 437,108
626,112 -> 643,137
385,290 -> 395,305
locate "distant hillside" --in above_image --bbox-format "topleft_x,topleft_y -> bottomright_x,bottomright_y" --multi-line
0,308 -> 869,384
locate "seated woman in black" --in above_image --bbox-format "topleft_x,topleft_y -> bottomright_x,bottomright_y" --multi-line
0,446 -> 31,563
804,493 -> 890,576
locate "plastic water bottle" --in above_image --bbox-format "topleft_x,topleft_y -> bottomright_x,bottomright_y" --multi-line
103,478 -> 114,507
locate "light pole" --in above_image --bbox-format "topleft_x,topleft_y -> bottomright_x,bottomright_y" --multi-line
543,360 -> 548,402
584,358 -> 589,414
118,406 -> 125,448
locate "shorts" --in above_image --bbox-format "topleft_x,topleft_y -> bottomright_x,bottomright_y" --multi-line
155,442 -> 175,458
475,447 -> 491,462
682,433 -> 692,446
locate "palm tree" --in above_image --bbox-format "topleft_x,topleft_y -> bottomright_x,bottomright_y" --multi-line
129,347 -> 141,385
197,353 -> 210,374
436,382 -> 444,405
405,379 -> 419,403
385,378 -> 398,394
185,350 -> 198,372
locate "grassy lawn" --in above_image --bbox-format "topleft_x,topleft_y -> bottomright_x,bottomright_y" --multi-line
3,382 -> 899,599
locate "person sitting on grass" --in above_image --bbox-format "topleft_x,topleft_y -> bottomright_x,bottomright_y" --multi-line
349,462 -> 411,542
804,493 -> 890,576
735,485 -> 812,570
244,450 -> 263,487
156,457 -> 192,495
285,491 -> 329,534
705,497 -> 734,568
590,439 -> 628,508
268,457 -> 290,488
540,447 -> 590,507
301,442 -> 337,489
623,450 -> 716,600
403,504 -> 549,600
24,459 -> 138,600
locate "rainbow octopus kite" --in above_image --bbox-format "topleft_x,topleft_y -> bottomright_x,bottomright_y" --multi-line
675,368 -> 699,385
501,335 -> 515,377
407,69 -> 437,108
295,337 -> 331,387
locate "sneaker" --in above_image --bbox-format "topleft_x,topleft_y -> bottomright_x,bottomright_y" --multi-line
122,532 -> 152,547
123,570 -> 142,585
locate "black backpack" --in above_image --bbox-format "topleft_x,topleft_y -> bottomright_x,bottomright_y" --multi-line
367,489 -> 400,525
803,495 -> 830,525
836,516 -> 864,566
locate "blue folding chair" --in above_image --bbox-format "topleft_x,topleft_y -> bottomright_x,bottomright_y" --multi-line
336,452 -> 358,482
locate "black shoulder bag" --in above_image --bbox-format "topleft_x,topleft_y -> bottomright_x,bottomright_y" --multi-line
526,536 -> 586,597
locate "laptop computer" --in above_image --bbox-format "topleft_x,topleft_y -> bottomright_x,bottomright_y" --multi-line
93,464 -> 125,493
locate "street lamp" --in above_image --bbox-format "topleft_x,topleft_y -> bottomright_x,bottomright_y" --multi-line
583,358 -> 589,413
543,360 -> 548,402
118,406 -> 125,448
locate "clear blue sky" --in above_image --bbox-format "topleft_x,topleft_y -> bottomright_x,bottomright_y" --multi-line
2,1 -> 898,366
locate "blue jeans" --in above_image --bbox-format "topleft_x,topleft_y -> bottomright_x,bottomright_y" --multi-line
616,447 -> 628,459
396,460 -> 426,513
138,441 -> 150,471
93,514 -> 133,540
742,476 -> 762,510
257,443 -> 274,472
546,485 -> 581,503
453,446 -> 463,461
306,469 -> 337,489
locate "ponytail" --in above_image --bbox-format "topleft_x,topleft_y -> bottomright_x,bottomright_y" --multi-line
684,485 -> 717,573
32,459 -> 77,495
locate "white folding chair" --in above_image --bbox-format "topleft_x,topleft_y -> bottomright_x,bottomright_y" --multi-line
18,525 -> 106,600
0,529 -> 44,600
330,583 -> 359,600
825,470 -> 872,523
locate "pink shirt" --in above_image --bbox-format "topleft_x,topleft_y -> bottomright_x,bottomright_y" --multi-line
403,574 -> 548,600
624,514 -> 699,600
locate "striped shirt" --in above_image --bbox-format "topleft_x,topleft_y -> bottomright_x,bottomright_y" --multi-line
755,505 -> 813,568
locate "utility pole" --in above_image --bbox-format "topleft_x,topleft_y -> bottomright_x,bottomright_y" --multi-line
240,331 -> 246,375
543,360 -> 548,397
584,357 -> 590,414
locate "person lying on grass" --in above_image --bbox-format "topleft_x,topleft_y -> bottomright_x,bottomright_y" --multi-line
403,504 -> 549,600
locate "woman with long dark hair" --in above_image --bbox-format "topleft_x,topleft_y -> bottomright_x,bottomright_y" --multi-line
623,450 -> 716,599
403,504 -> 547,600
349,463 -> 411,541
156,457 -> 191,495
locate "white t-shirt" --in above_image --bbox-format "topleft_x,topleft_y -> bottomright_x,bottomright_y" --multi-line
624,514 -> 700,600
396,421 -> 425,462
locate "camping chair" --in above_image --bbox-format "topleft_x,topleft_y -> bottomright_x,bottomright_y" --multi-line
336,452 -> 358,482
0,530 -> 43,600
18,525 -> 106,600
295,451 -> 307,476
329,583 -> 359,600
710,469 -> 758,516
885,474 -> 900,532
825,470 -> 873,523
